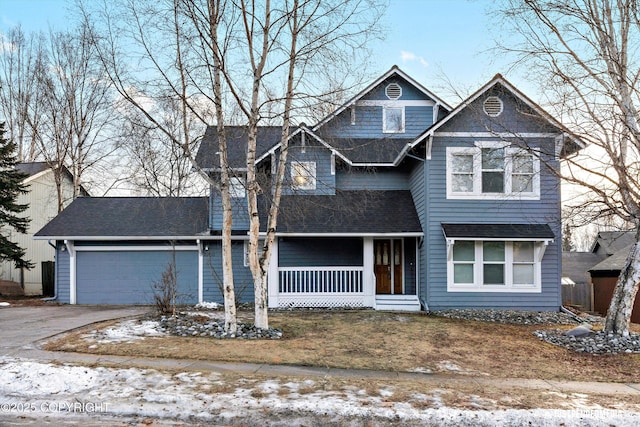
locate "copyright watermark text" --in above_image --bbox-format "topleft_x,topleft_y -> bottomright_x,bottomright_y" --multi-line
0,401 -> 109,413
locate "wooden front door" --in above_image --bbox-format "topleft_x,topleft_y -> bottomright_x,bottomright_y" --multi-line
374,239 -> 403,294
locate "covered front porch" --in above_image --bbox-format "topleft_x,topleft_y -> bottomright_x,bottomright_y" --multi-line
267,235 -> 421,311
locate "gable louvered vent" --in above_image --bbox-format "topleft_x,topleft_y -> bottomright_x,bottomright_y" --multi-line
483,96 -> 503,117
385,83 -> 402,100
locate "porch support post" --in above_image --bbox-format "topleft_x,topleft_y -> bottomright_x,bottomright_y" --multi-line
267,237 -> 279,308
197,239 -> 203,304
65,240 -> 76,305
363,238 -> 375,308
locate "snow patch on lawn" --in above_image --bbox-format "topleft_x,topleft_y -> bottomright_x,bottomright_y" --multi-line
195,302 -> 220,310
436,360 -> 489,376
83,319 -> 165,344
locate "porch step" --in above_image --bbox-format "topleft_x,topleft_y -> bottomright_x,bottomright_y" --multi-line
375,295 -> 421,312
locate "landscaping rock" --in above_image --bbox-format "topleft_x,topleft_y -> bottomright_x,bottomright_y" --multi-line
534,329 -> 640,354
156,313 -> 283,340
564,323 -> 592,337
431,308 -> 586,325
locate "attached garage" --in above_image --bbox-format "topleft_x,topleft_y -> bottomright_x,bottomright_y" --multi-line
75,249 -> 199,305
34,197 -> 210,306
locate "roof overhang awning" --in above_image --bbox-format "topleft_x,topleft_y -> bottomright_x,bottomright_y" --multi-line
442,223 -> 555,260
442,223 -> 555,242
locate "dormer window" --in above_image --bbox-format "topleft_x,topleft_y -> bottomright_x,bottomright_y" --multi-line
383,106 -> 405,133
291,161 -> 316,190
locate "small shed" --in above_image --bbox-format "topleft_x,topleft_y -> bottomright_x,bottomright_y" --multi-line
589,245 -> 640,324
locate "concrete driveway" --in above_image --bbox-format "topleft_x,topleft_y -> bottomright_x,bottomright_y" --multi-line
0,305 -> 149,357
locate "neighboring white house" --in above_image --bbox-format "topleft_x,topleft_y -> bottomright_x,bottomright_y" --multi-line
0,162 -> 86,295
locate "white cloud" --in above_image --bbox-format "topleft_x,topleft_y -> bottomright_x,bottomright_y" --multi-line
400,50 -> 429,68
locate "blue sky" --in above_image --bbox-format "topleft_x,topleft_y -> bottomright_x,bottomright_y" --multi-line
0,0 -> 523,104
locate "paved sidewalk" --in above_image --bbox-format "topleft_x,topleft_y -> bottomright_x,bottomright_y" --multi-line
3,305 -> 640,398
14,346 -> 640,398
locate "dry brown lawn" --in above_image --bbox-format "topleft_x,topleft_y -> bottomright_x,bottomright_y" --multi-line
45,310 -> 640,383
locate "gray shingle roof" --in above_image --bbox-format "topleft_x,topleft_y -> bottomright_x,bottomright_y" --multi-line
589,245 -> 633,272
316,136 -> 409,164
562,252 -> 604,284
195,126 -> 283,170
35,197 -> 208,238
262,190 -> 422,234
16,162 -> 50,177
442,223 -> 555,239
591,231 -> 636,256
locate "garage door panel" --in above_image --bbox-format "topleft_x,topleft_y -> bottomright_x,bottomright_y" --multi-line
76,251 -> 198,305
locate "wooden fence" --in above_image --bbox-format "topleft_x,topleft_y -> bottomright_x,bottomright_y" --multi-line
562,282 -> 592,312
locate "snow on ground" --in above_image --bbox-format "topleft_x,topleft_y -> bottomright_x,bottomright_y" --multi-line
0,356 -> 639,426
195,302 -> 220,310
82,319 -> 166,344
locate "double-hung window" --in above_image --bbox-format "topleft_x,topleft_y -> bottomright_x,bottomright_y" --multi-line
383,106 -> 405,133
447,142 -> 539,199
449,240 -> 541,292
444,223 -> 553,293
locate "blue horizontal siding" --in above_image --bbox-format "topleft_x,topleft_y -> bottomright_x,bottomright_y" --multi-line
324,105 -> 432,140
210,187 -> 249,231
439,85 -> 559,135
282,146 -> 335,195
56,243 -> 70,303
424,134 -> 562,311
202,241 -> 255,304
361,76 -> 434,101
279,237 -> 363,267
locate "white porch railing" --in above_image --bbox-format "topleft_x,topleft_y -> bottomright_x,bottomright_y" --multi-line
278,266 -> 364,294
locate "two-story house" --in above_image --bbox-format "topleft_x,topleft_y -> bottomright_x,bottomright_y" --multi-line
1,162 -> 87,296
35,66 -> 584,310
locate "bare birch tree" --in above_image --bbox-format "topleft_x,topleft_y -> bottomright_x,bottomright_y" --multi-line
206,0 -> 384,329
0,27 -> 46,162
80,0 -> 383,331
497,0 -> 640,336
0,24 -> 115,210
80,0 -> 239,333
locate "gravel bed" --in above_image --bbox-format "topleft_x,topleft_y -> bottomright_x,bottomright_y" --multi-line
534,329 -> 640,354
156,312 -> 283,339
431,308 -> 591,325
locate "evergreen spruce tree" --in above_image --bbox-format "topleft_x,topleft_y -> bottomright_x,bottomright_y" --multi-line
0,122 -> 34,269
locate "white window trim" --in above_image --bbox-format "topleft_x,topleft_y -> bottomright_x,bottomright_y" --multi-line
446,142 -> 540,200
382,106 -> 405,133
446,239 -> 545,293
291,161 -> 316,190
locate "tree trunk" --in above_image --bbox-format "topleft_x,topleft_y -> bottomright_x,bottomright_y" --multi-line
604,232 -> 640,337
220,182 -> 238,334
208,0 -> 237,335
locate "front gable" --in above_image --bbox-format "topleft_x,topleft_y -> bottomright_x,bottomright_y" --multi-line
313,66 -> 451,166
437,83 -> 559,136
410,74 -> 585,159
